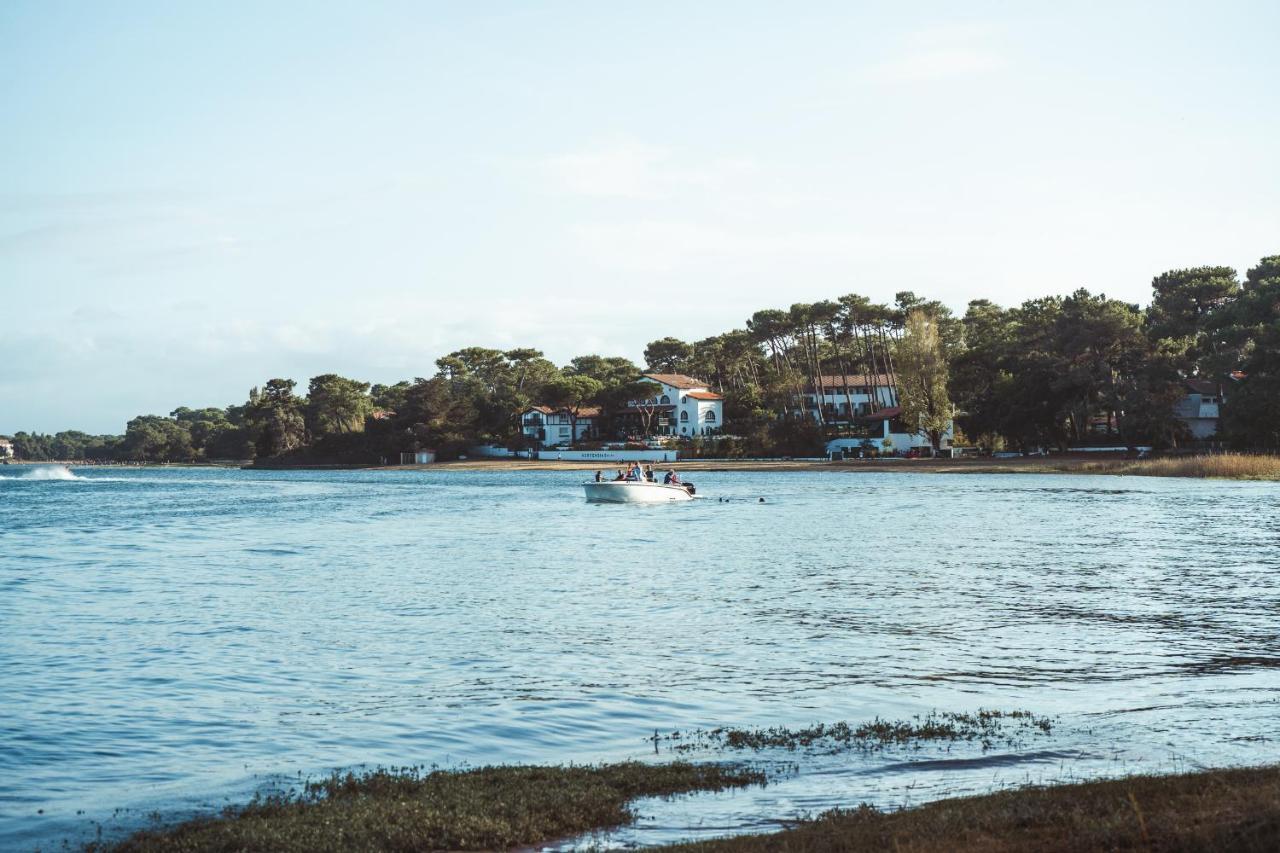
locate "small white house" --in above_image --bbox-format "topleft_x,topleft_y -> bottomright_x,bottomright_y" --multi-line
625,374 -> 724,437
521,405 -> 601,448
1174,379 -> 1223,441
0,437 -> 12,458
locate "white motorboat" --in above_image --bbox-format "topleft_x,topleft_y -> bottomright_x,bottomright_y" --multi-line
583,479 -> 695,503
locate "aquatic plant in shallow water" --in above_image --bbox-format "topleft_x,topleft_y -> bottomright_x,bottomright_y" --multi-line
658,710 -> 1054,754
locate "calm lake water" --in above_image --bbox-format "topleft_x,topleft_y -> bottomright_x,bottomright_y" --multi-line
1,465 -> 1278,849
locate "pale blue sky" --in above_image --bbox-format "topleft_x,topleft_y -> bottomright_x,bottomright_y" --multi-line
3,1 -> 1278,433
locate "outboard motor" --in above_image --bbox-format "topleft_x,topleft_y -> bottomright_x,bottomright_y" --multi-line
683,482 -> 696,496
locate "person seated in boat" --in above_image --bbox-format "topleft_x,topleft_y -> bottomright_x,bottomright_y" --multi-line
627,463 -> 643,481
594,470 -> 602,482
613,469 -> 626,481
643,464 -> 654,481
664,469 -> 681,485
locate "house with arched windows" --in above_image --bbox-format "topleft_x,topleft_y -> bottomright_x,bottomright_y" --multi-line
619,374 -> 724,437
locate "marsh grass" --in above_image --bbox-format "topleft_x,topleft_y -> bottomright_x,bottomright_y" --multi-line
1076,452 -> 1280,480
663,765 -> 1280,852
95,761 -> 765,852
660,710 -> 1053,754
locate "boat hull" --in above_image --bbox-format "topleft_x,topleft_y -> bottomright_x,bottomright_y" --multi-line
583,481 -> 694,503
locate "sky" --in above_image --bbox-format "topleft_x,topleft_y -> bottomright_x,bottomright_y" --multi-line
2,1 -> 1278,434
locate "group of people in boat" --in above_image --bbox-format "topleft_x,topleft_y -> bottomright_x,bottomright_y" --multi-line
594,463 -> 682,485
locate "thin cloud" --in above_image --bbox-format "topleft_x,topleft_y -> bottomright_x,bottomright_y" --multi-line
567,219 -> 866,273
543,141 -> 759,200
872,24 -> 1009,82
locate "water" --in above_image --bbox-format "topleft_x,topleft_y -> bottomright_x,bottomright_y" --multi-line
1,465 -> 1278,849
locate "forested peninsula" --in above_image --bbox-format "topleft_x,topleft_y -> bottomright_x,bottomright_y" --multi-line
7,255 -> 1279,464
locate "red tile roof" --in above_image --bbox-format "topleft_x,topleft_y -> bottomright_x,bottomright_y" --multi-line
811,374 -> 896,390
857,406 -> 902,421
525,405 -> 601,418
644,373 -> 709,390
685,390 -> 723,401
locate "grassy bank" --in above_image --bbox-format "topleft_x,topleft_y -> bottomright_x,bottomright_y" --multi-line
420,453 -> 1280,480
668,765 -> 1280,852
94,762 -> 1280,852
1074,452 -> 1280,480
95,762 -> 764,852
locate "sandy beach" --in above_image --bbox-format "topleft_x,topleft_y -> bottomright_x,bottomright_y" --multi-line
397,455 -> 1116,475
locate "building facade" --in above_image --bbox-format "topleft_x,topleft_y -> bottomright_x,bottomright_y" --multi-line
622,374 -> 724,437
520,405 -> 601,448
1174,379 -> 1223,440
803,374 -> 899,422
805,374 -> 953,455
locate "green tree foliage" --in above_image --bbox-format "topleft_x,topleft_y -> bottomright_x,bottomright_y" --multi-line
1218,256 -> 1280,448
643,337 -> 694,373
896,309 -> 954,450
246,379 -> 307,458
434,347 -> 561,442
123,415 -> 195,462
541,375 -> 604,447
949,300 -> 1017,445
563,355 -> 638,387
306,374 -> 373,437
598,379 -> 662,435
370,381 -> 412,413
8,431 -> 121,461
1147,266 -> 1240,372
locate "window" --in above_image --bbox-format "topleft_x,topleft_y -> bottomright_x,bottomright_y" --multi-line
681,396 -> 688,404
705,410 -> 717,422
559,427 -> 570,436
660,394 -> 670,404
680,411 -> 688,422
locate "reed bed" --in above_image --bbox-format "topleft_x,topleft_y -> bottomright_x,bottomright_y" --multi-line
1078,452 -> 1280,480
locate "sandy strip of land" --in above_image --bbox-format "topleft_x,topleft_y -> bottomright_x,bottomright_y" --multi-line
394,456 -> 1093,474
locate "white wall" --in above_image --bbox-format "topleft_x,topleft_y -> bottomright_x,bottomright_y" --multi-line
806,386 -> 896,421
825,424 -> 948,455
536,448 -> 679,462
521,412 -> 595,447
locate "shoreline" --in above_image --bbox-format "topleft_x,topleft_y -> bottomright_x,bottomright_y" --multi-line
95,761 -> 1280,852
393,454 -> 1280,479
8,454 -> 1278,480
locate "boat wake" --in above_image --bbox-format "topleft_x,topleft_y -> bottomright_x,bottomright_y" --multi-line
1,465 -> 83,481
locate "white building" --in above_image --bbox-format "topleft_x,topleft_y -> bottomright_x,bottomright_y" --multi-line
807,374 -> 953,456
0,437 -> 12,458
521,405 -> 601,448
624,374 -> 724,437
804,373 -> 899,421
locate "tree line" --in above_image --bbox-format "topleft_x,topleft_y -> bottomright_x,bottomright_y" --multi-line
7,254 -> 1277,463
